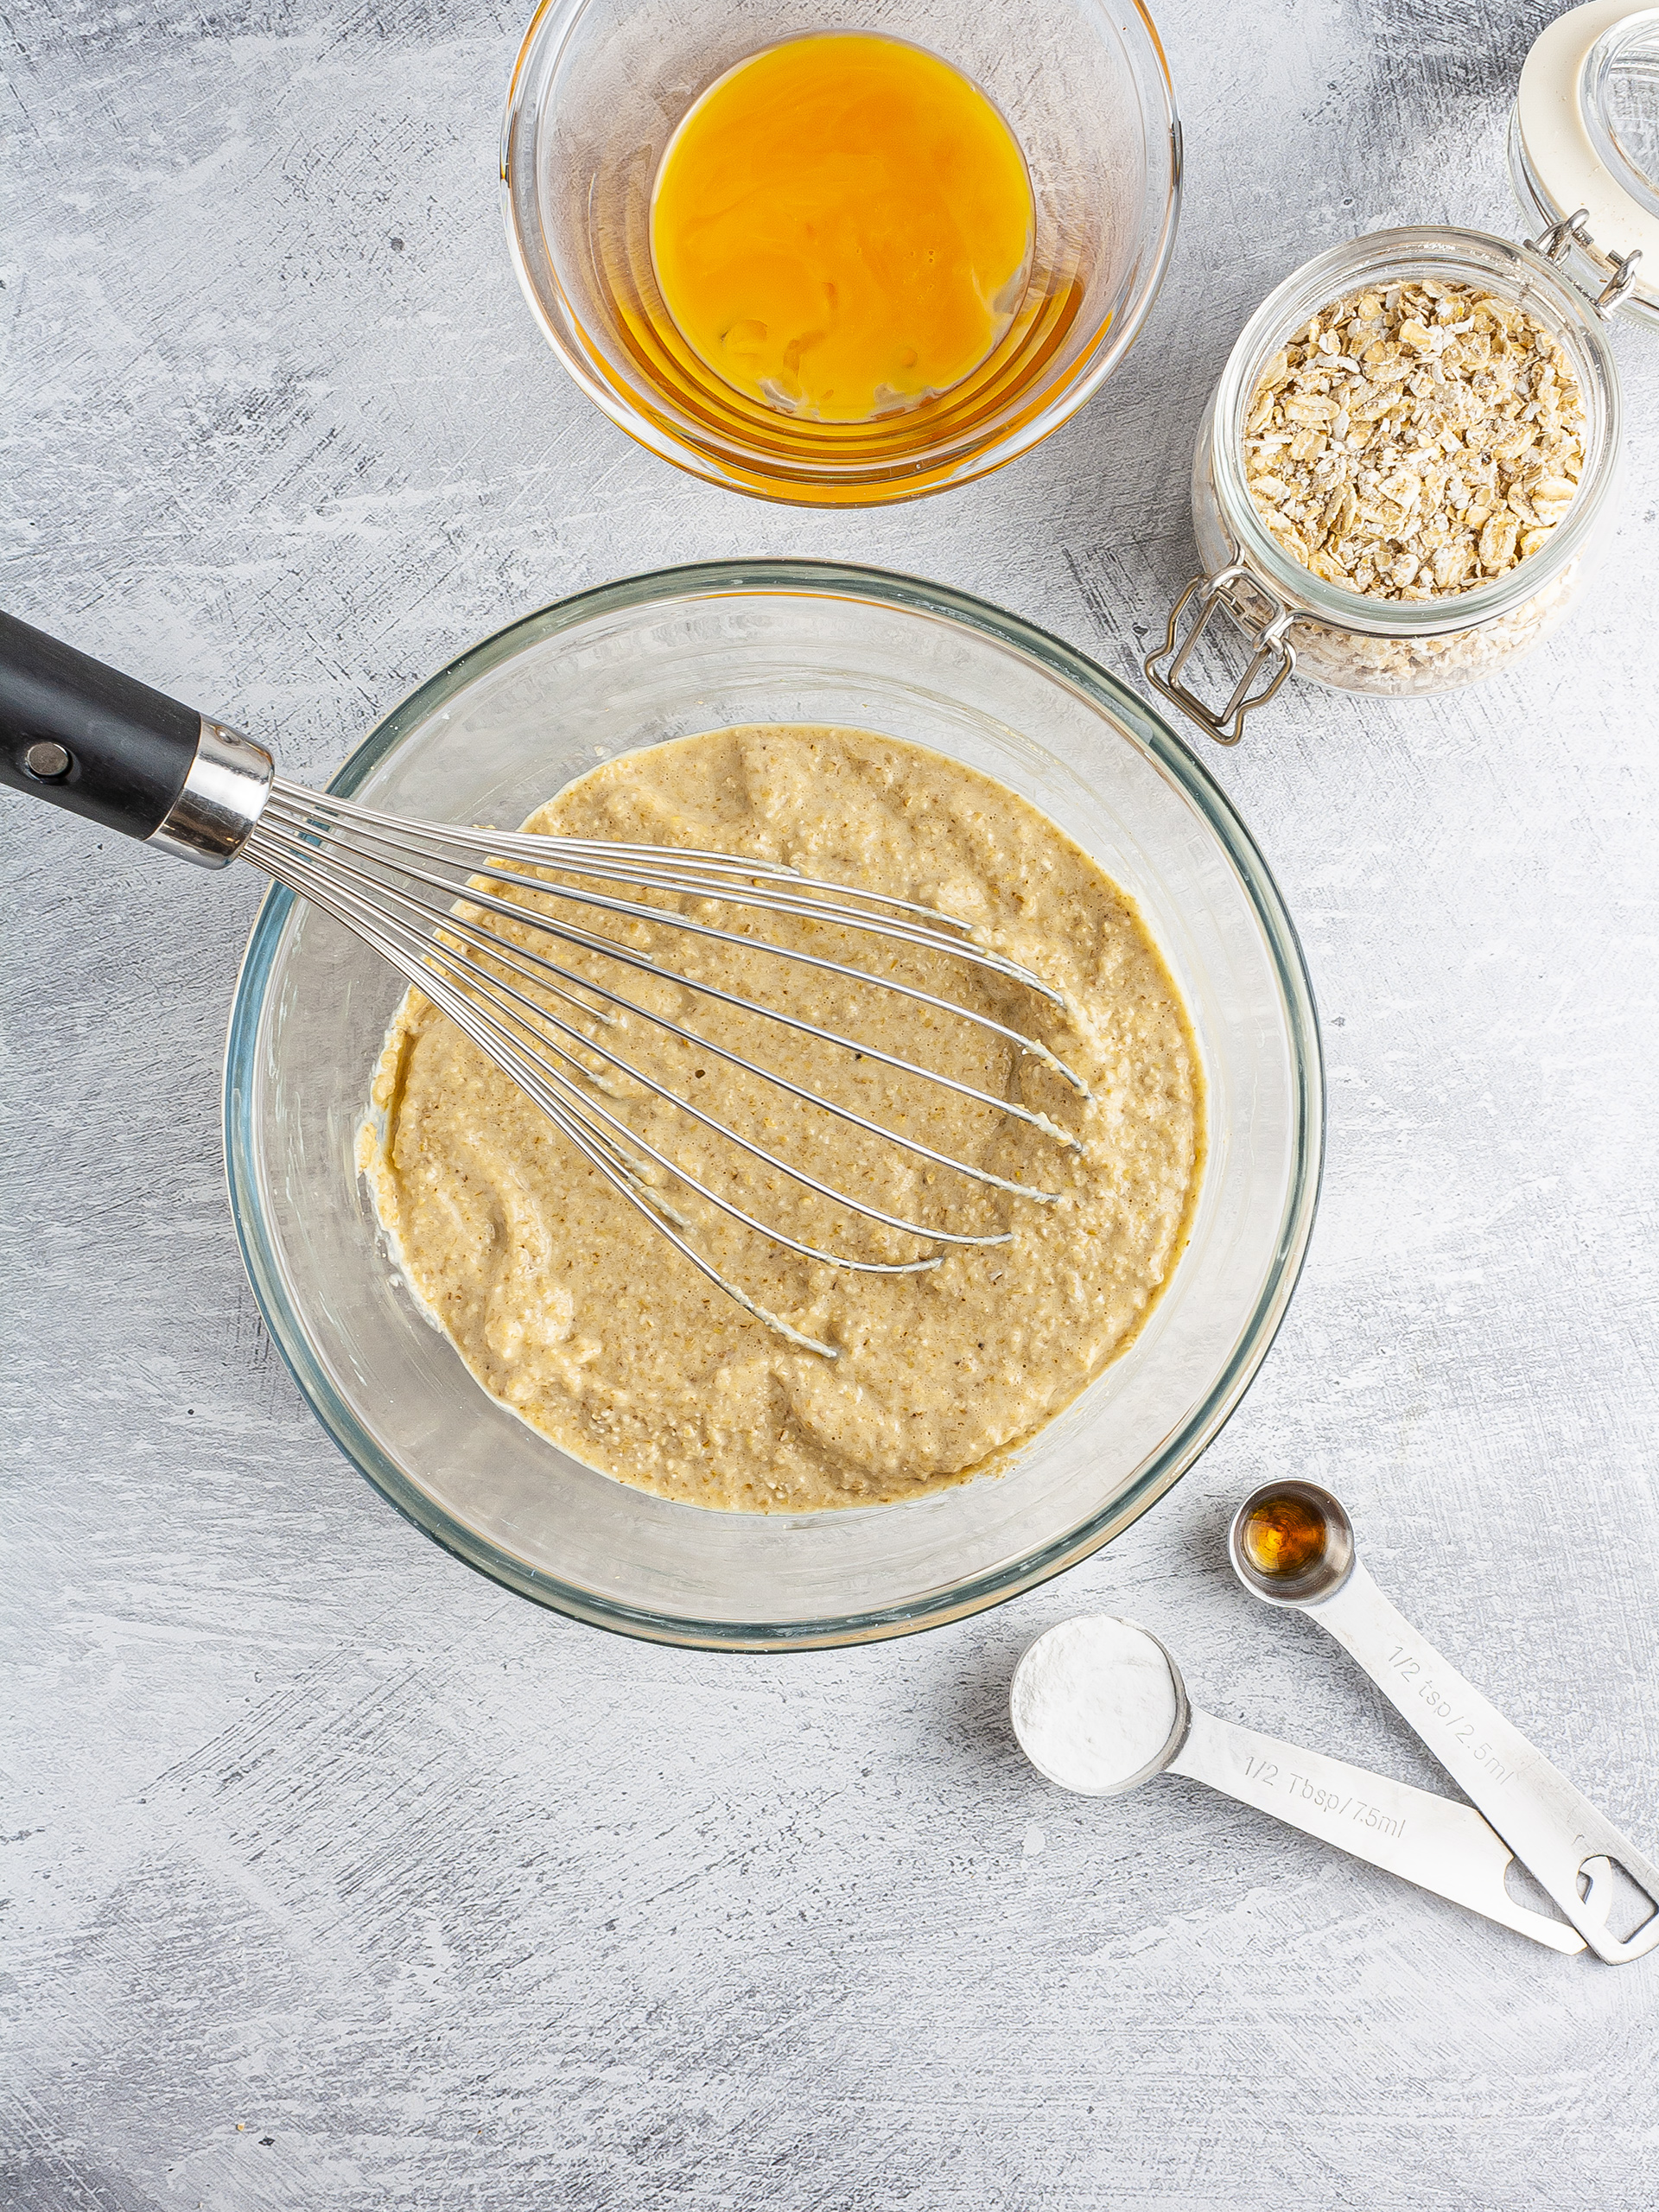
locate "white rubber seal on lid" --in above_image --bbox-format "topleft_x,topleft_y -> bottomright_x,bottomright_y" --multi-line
1517,0 -> 1659,303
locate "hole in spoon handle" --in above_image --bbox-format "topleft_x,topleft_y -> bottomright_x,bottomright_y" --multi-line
1306,1565 -> 1659,1964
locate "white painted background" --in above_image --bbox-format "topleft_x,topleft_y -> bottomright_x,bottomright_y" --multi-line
4,1 -> 1656,2204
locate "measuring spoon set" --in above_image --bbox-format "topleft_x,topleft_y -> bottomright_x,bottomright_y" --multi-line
1010,1482 -> 1659,1963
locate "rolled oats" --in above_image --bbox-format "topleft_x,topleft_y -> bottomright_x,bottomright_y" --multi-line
1204,553 -> 1585,696
1243,281 -> 1587,603
1288,560 -> 1582,693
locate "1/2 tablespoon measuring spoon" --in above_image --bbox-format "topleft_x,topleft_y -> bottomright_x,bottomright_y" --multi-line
1229,1482 -> 1659,1965
1010,1615 -> 1583,1952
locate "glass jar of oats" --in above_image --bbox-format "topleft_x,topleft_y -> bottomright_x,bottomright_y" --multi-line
1146,1 -> 1658,744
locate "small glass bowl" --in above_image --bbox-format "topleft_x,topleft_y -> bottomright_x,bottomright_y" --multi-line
500,0 -> 1181,505
1147,226 -> 1624,741
223,562 -> 1321,1650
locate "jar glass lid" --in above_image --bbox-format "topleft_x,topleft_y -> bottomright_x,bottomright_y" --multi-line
1514,1 -> 1659,326
1584,10 -> 1659,217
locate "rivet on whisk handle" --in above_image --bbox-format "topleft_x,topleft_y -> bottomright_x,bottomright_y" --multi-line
23,740 -> 72,781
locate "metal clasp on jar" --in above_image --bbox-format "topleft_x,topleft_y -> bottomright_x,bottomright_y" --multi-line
1526,205 -> 1643,318
1144,560 -> 1298,747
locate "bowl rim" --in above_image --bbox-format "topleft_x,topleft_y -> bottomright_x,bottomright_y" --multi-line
222,558 -> 1325,1650
497,0 -> 1185,505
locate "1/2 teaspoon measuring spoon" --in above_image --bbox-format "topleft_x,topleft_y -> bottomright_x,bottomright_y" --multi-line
1230,1481 -> 1659,1966
1010,1615 -> 1584,1952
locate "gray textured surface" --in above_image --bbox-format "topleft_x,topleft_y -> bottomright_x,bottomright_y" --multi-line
3,1 -> 1657,2206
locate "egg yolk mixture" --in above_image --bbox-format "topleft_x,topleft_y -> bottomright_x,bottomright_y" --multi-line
649,35 -> 1033,423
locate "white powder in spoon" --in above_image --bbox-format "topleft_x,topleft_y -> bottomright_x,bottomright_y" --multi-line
1010,1615 -> 1181,1794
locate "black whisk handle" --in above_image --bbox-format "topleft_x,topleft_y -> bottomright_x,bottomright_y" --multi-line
0,609 -> 271,868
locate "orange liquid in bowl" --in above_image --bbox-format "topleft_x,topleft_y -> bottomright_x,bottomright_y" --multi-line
649,34 -> 1034,425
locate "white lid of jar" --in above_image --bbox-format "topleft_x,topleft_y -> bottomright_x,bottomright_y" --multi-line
1516,0 -> 1659,317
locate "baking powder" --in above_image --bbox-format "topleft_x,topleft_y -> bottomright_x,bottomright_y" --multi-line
1011,1615 -> 1180,1794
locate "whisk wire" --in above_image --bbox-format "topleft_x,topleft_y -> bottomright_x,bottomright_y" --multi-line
259,815 -> 1073,1187
246,782 -> 1090,1354
248,833 -> 852,1356
264,804 -> 1088,1107
263,784 -> 1084,1078
251,817 -> 1031,1241
267,783 -> 998,950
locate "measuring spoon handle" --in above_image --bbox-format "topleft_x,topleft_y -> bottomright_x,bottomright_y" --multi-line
1307,1563 -> 1659,1964
1167,1707 -> 1583,1952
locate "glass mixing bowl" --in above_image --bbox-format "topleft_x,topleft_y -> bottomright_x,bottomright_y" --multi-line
224,563 -> 1321,1649
500,0 -> 1182,504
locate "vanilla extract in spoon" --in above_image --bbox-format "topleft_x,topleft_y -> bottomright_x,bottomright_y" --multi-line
1229,1482 -> 1659,1964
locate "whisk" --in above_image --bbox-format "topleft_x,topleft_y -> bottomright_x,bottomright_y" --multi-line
0,610 -> 1086,1356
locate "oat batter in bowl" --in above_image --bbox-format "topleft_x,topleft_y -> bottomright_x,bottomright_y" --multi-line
361,724 -> 1203,1511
